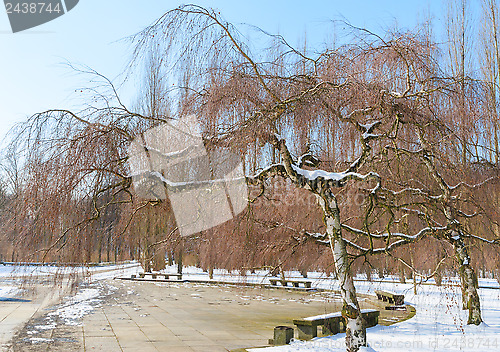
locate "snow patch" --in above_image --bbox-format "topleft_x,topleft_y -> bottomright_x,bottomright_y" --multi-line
48,288 -> 101,326
0,286 -> 21,298
28,337 -> 53,344
34,323 -> 56,330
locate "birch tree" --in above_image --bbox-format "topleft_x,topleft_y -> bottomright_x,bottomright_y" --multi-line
127,6 -> 475,350
5,5 -> 500,351
381,112 -> 498,325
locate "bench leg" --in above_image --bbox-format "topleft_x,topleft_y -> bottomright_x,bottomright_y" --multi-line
296,324 -> 317,340
339,319 -> 346,333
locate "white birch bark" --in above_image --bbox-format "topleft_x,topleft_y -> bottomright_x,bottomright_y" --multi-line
452,231 -> 483,325
419,131 -> 484,326
319,193 -> 366,351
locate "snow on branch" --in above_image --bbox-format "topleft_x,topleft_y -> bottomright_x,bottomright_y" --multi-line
246,163 -> 288,185
302,222 -> 451,255
291,164 -> 380,187
140,143 -> 204,164
297,152 -> 320,168
454,209 -> 480,219
246,163 -> 288,201
449,176 -> 499,191
341,224 -> 449,254
387,186 -> 444,201
359,120 -> 381,140
461,231 -> 500,245
132,170 -> 244,193
132,161 -> 287,196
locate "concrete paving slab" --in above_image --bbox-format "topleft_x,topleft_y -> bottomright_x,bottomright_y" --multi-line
7,275 -> 412,351
0,283 -> 71,352
75,280 -> 349,351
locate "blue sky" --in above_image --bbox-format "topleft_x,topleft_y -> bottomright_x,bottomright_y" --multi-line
0,0 -> 449,143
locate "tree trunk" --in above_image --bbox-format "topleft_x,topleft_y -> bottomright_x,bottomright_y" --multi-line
153,248 -> 166,271
452,232 -> 482,325
97,236 -> 102,263
493,268 -> 500,286
421,134 -> 483,325
435,268 -> 443,286
142,247 -> 152,273
399,263 -> 406,284
333,237 -> 366,351
106,232 -> 111,263
168,249 -> 173,266
410,248 -> 417,295
319,193 -> 366,351
377,267 -> 384,279
300,268 -> 308,278
364,265 -> 372,282
177,245 -> 183,275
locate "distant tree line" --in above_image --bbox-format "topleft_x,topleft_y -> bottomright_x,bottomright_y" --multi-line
1,2 -> 500,351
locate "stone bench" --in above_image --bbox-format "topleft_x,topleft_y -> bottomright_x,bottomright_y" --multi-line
375,290 -> 404,306
135,272 -> 183,280
293,309 -> 379,340
269,278 -> 312,289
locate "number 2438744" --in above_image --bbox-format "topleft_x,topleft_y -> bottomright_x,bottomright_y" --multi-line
5,2 -> 62,14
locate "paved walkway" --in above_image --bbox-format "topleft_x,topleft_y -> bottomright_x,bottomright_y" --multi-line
8,278 -> 410,351
81,281 -> 351,352
0,264 -> 139,352
0,282 -> 70,352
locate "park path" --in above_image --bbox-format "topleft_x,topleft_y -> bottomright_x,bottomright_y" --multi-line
13,279 -> 400,352
0,263 -> 139,352
0,281 -> 70,352
8,276 -> 411,352
79,280 -> 348,352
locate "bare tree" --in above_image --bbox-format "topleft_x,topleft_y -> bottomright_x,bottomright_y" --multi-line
4,5 -> 500,351
127,5 -> 485,349
481,0 -> 500,165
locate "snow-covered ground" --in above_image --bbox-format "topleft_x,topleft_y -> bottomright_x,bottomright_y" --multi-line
3,263 -> 500,351
0,261 -> 141,345
250,283 -> 500,352
0,261 -> 140,296
0,261 -> 140,279
158,264 -> 500,289
156,265 -> 500,352
0,286 -> 20,299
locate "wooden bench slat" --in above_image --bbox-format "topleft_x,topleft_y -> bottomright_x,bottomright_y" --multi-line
294,309 -> 379,340
375,290 -> 405,305
304,312 -> 342,321
269,278 -> 312,289
136,272 -> 183,280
